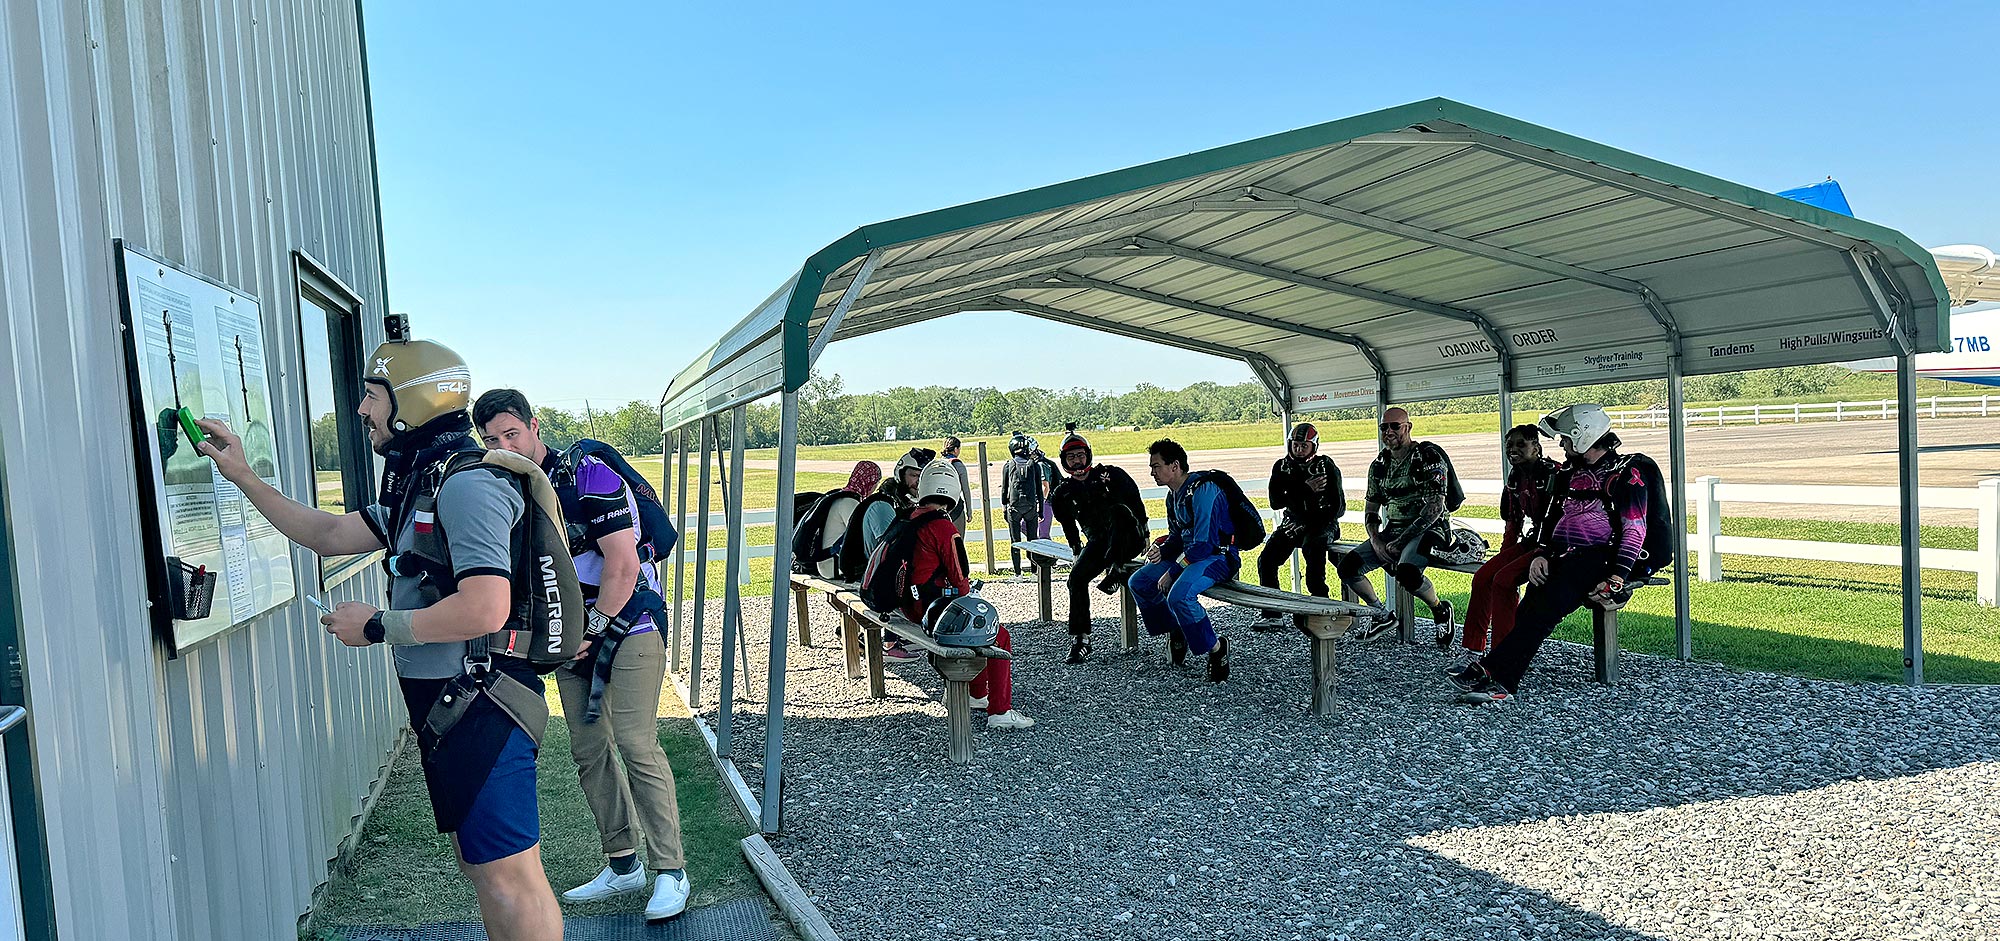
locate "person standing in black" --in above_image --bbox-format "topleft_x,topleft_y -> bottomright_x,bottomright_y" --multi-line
1049,426 -> 1148,664
1256,423 -> 1345,626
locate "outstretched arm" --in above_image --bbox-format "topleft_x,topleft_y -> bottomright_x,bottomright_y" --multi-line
195,418 -> 382,556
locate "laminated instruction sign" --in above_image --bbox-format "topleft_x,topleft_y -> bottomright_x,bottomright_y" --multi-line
117,242 -> 296,652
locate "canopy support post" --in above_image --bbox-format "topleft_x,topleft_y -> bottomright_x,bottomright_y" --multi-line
1850,249 -> 1924,686
1668,354 -> 1692,660
716,406 -> 747,755
670,423 -> 688,673
1896,352 -> 1924,686
1497,385 -> 1513,486
763,389 -> 802,833
689,416 -> 714,707
1281,404 -> 1301,593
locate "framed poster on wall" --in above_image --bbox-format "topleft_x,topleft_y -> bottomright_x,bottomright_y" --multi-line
115,240 -> 297,654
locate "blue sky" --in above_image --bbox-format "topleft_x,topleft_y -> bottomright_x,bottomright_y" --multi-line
362,0 -> 1997,409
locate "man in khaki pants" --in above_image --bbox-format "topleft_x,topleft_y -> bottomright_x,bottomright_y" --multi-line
475,390 -> 690,921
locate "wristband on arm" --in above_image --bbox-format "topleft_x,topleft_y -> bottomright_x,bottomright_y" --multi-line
375,609 -> 419,646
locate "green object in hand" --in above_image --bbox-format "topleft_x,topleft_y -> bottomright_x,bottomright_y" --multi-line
176,407 -> 206,448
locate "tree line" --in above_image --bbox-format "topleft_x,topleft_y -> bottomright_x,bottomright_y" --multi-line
321,362 -> 1867,464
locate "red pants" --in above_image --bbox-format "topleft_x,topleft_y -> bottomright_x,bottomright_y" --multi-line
1463,542 -> 1540,652
969,626 -> 1013,715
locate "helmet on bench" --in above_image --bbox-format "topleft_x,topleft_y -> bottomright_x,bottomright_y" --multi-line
928,593 -> 1001,648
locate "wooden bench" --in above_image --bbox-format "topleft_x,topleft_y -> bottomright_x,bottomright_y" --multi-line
787,573 -> 856,649
1199,581 -> 1383,717
1020,538 -> 1389,716
1340,545 -> 1666,685
841,599 -> 1012,764
1016,539 -> 1143,650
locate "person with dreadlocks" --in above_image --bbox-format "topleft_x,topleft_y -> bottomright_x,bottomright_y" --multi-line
1254,422 -> 1345,627
193,338 -> 563,937
1048,425 -> 1148,664
1458,424 -> 1561,654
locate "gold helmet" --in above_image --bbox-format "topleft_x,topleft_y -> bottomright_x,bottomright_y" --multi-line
365,338 -> 471,432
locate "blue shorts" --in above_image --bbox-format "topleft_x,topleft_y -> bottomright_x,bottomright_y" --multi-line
400,675 -> 543,865
455,727 -> 540,865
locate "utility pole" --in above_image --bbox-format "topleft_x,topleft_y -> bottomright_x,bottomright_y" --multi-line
585,400 -> 599,438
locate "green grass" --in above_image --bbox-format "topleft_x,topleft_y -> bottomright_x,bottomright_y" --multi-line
306,682 -> 763,935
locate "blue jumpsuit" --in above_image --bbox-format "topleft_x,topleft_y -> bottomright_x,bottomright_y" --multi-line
1129,477 -> 1236,656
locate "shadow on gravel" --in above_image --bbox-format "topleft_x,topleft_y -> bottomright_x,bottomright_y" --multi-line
682,593 -> 2000,940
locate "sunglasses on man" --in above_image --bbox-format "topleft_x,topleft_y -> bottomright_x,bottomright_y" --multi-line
1378,421 -> 1409,431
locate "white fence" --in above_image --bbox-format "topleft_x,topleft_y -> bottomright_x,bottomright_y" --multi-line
1610,394 -> 1999,428
675,475 -> 2000,607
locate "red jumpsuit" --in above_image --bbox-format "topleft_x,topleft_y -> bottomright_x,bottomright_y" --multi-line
901,510 -> 1013,714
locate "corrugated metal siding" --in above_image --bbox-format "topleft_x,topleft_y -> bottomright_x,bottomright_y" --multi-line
0,2 -> 400,938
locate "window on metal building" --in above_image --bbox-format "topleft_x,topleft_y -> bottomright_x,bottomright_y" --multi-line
292,252 -> 378,588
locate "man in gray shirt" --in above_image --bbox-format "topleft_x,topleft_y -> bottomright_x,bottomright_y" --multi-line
195,337 -> 561,941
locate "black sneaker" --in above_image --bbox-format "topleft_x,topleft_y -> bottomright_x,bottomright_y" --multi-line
1431,600 -> 1456,650
1252,611 -> 1286,632
1205,636 -> 1231,682
1456,674 -> 1514,705
1096,574 -> 1125,596
1169,631 -> 1188,667
1447,660 -> 1489,692
1350,611 -> 1396,642
1065,636 -> 1092,665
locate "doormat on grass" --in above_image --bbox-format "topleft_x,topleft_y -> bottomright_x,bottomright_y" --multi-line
339,898 -> 778,941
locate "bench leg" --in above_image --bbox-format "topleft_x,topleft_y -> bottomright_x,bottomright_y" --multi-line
1298,613 -> 1349,718
1119,586 -> 1139,652
1037,562 -> 1053,623
842,609 -> 863,679
932,656 -> 986,765
792,585 -> 812,647
865,623 -> 886,699
1593,606 -> 1620,685
1396,587 -> 1417,645
1311,632 -> 1338,717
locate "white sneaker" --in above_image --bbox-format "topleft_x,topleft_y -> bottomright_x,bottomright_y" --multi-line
562,863 -> 647,902
968,695 -> 989,710
646,870 -> 692,920
988,710 -> 1036,730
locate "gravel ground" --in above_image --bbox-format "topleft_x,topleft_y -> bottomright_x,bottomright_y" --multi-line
679,579 -> 2000,941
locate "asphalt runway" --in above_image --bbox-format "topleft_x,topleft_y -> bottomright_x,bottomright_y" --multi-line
770,416 -> 2000,524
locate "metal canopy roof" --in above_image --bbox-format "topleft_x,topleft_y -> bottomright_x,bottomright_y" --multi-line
661,98 -> 1947,428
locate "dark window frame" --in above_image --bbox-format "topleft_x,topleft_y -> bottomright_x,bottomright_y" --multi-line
291,251 -> 379,589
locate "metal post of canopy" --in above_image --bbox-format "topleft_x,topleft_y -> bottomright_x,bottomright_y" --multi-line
672,426 -> 689,673
709,423 -> 751,690
1374,390 -> 1396,617
1896,352 -> 1924,685
1668,358 -> 1692,660
1497,386 -> 1513,485
1282,405 -> 1301,593
763,389 -> 802,833
978,442 -> 996,576
690,416 -> 714,707
717,406 -> 747,754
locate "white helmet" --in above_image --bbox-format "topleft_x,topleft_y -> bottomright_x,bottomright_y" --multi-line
917,459 -> 960,509
1538,403 -> 1612,453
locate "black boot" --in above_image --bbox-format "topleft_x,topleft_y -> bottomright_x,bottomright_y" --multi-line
1169,631 -> 1188,667
1066,635 -> 1092,664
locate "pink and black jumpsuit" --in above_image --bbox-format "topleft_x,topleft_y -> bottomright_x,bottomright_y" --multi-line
1480,453 -> 1648,692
